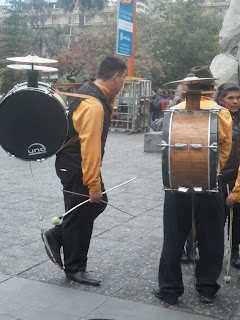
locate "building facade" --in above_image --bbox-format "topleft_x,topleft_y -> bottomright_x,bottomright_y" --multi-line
0,0 -> 231,28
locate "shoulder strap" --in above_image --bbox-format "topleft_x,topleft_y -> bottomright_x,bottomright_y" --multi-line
58,135 -> 79,153
55,91 -> 101,152
51,90 -> 101,103
205,104 -> 223,111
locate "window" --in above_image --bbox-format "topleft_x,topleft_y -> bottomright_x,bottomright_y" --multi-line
52,16 -> 58,24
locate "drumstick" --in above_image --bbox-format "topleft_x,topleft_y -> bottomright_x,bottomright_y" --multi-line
52,177 -> 136,223
224,184 -> 233,283
62,190 -> 136,217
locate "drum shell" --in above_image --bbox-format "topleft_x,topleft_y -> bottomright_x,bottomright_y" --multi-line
162,109 -> 219,192
0,82 -> 68,161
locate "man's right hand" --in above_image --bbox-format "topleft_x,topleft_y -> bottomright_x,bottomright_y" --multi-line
89,190 -> 102,203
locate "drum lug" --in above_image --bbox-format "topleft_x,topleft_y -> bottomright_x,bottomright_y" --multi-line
174,143 -> 187,150
190,144 -> 202,150
159,140 -> 169,150
193,187 -> 202,192
178,187 -> 189,192
209,142 -> 218,152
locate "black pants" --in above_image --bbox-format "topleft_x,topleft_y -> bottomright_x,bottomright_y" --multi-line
222,182 -> 240,248
51,164 -> 107,273
158,190 -> 225,298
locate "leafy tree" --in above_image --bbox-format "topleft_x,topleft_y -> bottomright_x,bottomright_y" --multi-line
0,11 -> 35,58
0,11 -> 38,92
31,0 -> 46,10
58,0 -> 107,12
79,0 -> 107,11
57,0 -> 75,11
0,70 -> 22,94
135,12 -> 165,88
151,0 -> 222,84
56,12 -> 164,85
57,32 -> 110,82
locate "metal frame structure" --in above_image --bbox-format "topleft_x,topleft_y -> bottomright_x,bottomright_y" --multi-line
111,78 -> 151,133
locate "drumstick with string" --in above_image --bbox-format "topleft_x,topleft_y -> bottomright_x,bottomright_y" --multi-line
51,177 -> 136,225
224,184 -> 233,283
62,190 -> 136,217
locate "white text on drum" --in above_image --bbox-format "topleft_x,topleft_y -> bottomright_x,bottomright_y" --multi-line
28,143 -> 47,156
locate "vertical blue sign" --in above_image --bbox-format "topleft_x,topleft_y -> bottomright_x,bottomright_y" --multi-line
117,0 -> 134,57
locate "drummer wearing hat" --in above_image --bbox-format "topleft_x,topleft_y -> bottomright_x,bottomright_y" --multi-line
153,66 -> 232,305
181,66 -> 220,264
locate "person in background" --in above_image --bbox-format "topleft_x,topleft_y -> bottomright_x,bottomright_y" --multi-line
215,82 -> 240,269
149,93 -> 157,127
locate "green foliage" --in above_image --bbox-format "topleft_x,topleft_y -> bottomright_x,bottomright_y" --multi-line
57,0 -> 75,11
0,11 -> 34,57
79,0 -> 107,11
0,70 -> 22,94
151,0 -> 222,84
135,12 -> 165,88
58,0 -> 107,12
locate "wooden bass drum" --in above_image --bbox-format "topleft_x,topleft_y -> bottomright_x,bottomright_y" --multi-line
161,108 -> 219,192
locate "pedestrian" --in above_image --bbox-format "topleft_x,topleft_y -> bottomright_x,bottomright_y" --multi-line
215,82 -> 240,269
153,96 -> 162,121
149,93 -> 157,126
42,55 -> 127,286
153,67 -> 232,305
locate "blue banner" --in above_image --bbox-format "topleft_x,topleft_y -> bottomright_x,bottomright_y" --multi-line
117,0 -> 134,57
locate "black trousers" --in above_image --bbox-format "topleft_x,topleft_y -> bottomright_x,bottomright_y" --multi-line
51,164 -> 107,273
158,190 -> 225,298
222,182 -> 240,248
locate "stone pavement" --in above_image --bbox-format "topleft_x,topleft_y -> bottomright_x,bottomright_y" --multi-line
0,131 -> 239,320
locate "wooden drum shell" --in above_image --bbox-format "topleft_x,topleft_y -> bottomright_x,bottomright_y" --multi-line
162,109 -> 219,192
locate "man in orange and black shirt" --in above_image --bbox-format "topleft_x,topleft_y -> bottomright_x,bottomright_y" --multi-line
42,55 -> 127,285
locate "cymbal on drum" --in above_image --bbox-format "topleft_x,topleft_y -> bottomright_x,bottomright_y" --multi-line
164,73 -> 218,86
7,64 -> 58,73
7,52 -> 58,64
165,89 -> 214,94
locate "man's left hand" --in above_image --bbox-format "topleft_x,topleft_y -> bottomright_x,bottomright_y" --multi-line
226,195 -> 236,207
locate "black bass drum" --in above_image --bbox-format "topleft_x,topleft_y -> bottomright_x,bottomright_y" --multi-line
0,82 -> 68,161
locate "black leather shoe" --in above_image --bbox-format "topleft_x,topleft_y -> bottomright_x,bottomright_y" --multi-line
152,287 -> 178,305
66,271 -> 101,286
232,257 -> 240,269
41,230 -> 63,269
199,293 -> 216,304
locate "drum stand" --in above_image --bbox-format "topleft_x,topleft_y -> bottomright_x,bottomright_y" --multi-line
27,69 -> 39,88
191,193 -> 198,286
6,52 -> 59,89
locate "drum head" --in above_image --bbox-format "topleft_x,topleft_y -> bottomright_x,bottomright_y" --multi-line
0,87 -> 68,161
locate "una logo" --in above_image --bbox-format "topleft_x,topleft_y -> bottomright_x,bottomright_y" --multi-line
28,143 -> 47,156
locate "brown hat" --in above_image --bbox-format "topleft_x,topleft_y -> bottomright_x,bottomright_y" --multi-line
190,66 -> 218,86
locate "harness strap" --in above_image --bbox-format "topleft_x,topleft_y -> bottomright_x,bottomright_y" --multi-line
51,90 -> 101,103
55,90 -> 102,152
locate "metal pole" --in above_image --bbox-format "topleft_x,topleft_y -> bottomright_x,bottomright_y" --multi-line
128,0 -> 136,77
